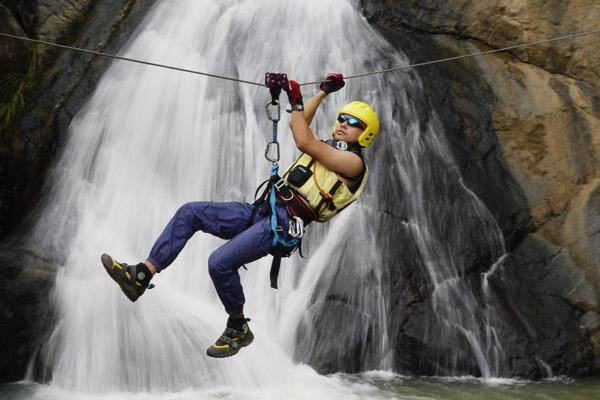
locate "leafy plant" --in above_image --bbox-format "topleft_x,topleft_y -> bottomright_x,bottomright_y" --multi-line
0,43 -> 41,128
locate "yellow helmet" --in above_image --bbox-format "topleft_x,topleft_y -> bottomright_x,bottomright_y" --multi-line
331,101 -> 380,147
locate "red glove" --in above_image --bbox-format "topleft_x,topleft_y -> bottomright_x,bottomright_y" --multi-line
319,73 -> 345,94
284,80 -> 303,107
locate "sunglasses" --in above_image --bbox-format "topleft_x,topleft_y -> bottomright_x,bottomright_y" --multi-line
337,114 -> 365,129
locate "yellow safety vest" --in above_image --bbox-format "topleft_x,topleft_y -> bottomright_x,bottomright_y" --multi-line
283,153 -> 368,222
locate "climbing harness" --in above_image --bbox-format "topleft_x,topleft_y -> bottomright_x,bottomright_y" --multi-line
1,28 -> 599,86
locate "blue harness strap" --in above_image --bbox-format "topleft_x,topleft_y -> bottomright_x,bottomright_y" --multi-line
269,163 -> 298,249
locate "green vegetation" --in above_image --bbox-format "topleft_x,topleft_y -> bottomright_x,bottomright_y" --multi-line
0,43 -> 41,128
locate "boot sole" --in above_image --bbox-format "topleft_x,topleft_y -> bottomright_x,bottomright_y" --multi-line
206,332 -> 254,358
101,254 -> 140,302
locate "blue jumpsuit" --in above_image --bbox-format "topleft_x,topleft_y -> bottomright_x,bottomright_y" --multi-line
146,201 -> 291,315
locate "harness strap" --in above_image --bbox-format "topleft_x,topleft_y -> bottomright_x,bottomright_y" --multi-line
269,164 -> 299,249
253,178 -> 270,202
276,189 -> 317,225
270,255 -> 283,289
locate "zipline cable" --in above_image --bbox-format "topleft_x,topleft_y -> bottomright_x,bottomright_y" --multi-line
0,32 -> 265,87
1,28 -> 600,87
300,28 -> 600,85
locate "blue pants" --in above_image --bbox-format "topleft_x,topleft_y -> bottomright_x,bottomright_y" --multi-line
147,201 -> 290,315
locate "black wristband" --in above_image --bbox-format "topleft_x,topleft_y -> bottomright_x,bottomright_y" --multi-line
286,104 -> 304,113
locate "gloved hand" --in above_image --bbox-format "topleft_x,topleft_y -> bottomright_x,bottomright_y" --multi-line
284,79 -> 303,107
319,73 -> 345,94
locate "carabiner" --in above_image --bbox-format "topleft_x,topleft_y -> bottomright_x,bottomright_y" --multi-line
288,216 -> 305,238
265,141 -> 280,163
266,100 -> 280,122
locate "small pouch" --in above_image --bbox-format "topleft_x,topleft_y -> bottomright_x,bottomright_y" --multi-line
287,165 -> 313,187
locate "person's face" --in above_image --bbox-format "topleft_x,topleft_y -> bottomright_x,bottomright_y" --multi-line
333,114 -> 365,143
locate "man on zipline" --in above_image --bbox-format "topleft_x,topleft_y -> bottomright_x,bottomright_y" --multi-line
101,73 -> 379,358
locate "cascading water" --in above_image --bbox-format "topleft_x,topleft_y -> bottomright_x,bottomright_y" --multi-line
26,0 -> 512,396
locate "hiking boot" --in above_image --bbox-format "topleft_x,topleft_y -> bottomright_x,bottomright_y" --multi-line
206,319 -> 254,358
101,253 -> 154,302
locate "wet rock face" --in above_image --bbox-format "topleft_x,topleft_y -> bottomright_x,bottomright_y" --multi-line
0,0 -> 156,383
361,0 -> 600,92
488,234 -> 596,377
0,4 -> 29,74
2,0 -> 95,41
0,0 -> 157,238
359,0 -> 600,377
0,246 -> 57,383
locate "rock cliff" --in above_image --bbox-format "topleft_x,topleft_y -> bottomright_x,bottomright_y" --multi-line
0,0 -> 157,237
357,0 -> 600,377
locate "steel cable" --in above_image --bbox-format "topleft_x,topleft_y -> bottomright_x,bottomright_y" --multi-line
0,32 -> 266,87
1,28 -> 600,87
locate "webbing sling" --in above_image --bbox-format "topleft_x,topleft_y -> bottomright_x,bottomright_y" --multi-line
264,73 -> 299,289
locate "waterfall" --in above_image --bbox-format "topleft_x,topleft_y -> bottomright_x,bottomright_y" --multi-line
27,0 -> 510,395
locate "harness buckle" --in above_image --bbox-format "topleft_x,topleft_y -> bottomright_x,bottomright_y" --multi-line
265,141 -> 280,163
274,178 -> 287,191
274,178 -> 294,200
280,190 -> 294,201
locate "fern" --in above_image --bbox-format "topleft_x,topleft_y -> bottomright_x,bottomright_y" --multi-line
0,43 -> 41,128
